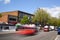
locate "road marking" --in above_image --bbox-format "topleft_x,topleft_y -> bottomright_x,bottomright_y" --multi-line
55,35 -> 60,40
55,35 -> 58,40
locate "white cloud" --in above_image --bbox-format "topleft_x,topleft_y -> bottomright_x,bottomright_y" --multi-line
4,0 -> 11,4
40,6 -> 60,18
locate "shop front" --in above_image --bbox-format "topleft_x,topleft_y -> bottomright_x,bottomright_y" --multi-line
0,24 -> 16,31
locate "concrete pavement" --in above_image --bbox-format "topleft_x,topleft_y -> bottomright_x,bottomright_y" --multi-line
55,35 -> 60,40
0,31 -> 57,40
0,29 -> 16,34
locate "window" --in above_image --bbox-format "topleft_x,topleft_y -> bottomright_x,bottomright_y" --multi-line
19,13 -> 23,18
8,15 -> 17,21
9,18 -> 16,21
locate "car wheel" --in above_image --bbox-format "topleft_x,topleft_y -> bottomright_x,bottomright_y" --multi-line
16,29 -> 18,31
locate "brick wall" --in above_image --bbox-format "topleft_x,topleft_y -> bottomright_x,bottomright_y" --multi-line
0,11 -> 18,23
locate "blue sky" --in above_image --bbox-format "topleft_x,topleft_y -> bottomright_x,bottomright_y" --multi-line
0,0 -> 60,17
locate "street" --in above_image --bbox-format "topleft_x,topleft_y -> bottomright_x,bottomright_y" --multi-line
0,31 -> 57,40
55,35 -> 60,40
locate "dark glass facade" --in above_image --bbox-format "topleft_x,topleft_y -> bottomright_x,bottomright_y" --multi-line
8,11 -> 34,25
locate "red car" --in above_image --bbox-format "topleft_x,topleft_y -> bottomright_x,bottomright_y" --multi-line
43,25 -> 49,32
16,27 -> 38,35
44,28 -> 49,32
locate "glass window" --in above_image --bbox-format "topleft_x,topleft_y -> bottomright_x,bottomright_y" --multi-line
9,18 -> 16,21
19,13 -> 23,18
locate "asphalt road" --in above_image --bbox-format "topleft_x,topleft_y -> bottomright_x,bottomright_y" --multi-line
55,35 -> 60,40
0,31 -> 57,40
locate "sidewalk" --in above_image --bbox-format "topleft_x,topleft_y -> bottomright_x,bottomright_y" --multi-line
0,30 -> 16,34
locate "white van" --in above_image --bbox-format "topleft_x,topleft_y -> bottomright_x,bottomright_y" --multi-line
49,26 -> 54,31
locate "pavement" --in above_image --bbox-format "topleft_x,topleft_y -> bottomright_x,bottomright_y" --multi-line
55,35 -> 60,40
0,29 -> 16,34
0,31 -> 57,40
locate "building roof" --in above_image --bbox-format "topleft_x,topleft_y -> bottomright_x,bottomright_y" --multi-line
0,10 -> 34,16
18,10 -> 34,16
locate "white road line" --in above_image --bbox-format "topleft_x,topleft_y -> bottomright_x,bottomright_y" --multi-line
55,35 -> 60,40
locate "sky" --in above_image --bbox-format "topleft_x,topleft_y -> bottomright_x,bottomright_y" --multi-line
0,0 -> 60,17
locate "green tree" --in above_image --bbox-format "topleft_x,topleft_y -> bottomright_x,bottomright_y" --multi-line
0,13 -> 2,18
57,13 -> 60,26
32,8 -> 51,25
48,17 -> 58,26
57,19 -> 60,26
20,15 -> 29,24
54,13 -> 60,26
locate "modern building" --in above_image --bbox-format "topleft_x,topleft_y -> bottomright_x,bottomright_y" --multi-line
0,10 -> 34,25
0,10 -> 34,31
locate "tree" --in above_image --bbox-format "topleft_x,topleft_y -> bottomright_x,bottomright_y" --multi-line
32,8 -> 51,25
48,17 -> 58,26
0,13 -> 2,18
20,15 -> 29,24
57,13 -> 60,26
55,13 -> 60,26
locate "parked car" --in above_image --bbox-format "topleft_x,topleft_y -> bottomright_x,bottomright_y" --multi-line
16,25 -> 38,35
49,26 -> 55,31
43,25 -> 49,32
44,28 -> 49,32
54,27 -> 58,31
57,27 -> 60,34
